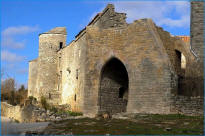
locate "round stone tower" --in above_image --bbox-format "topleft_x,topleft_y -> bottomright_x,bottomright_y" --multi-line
36,27 -> 67,104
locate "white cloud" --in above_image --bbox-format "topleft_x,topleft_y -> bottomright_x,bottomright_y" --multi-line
2,26 -> 39,36
1,50 -> 25,62
111,1 -> 190,28
1,25 -> 39,49
81,1 -> 190,29
1,37 -> 25,49
158,15 -> 190,28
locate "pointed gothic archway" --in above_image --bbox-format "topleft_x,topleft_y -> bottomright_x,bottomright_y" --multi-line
98,57 -> 129,114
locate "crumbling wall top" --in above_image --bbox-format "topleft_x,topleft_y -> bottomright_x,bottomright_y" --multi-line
75,4 -> 127,39
29,58 -> 38,62
39,27 -> 67,35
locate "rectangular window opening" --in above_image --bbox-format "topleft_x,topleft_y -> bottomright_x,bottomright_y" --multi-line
74,94 -> 76,101
76,69 -> 78,79
59,42 -> 63,49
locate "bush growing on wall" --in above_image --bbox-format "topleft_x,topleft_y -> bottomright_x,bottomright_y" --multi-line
40,96 -> 50,110
28,96 -> 37,101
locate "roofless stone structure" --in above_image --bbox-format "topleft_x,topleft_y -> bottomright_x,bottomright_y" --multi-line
28,3 -> 204,117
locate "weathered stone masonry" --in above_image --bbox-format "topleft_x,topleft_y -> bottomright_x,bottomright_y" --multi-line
185,1 -> 204,96
28,3 -> 204,117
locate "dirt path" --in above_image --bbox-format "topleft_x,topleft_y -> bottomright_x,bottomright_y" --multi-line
1,116 -> 49,135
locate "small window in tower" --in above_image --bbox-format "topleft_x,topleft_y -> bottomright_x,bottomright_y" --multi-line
59,42 -> 63,49
76,69 -> 78,79
74,94 -> 77,101
60,71 -> 62,77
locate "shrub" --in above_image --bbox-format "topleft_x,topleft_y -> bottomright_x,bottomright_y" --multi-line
55,109 -> 83,116
56,110 -> 65,115
28,96 -> 37,101
66,111 -> 83,116
50,105 -> 58,113
40,96 -> 50,110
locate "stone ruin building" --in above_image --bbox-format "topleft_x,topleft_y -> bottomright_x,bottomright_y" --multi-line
28,2 -> 204,117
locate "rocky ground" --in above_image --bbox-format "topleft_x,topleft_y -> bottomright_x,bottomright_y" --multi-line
13,103 -> 82,122
28,105 -> 75,122
1,116 -> 49,135
25,113 -> 204,135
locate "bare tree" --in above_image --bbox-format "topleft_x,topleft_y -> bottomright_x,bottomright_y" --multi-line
1,78 -> 16,93
1,77 -> 17,105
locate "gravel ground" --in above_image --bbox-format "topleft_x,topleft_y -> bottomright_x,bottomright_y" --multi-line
1,116 -> 49,135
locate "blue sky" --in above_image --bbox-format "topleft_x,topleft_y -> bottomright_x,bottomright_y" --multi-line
1,0 -> 190,88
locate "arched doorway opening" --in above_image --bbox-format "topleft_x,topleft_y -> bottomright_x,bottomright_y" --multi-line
99,57 -> 129,114
175,50 -> 186,95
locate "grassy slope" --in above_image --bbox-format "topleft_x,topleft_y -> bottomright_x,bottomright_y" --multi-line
41,114 -> 204,135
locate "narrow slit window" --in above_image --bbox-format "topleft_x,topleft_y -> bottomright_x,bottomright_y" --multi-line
76,69 -> 78,79
60,71 -> 62,77
74,94 -> 76,101
59,42 -> 63,49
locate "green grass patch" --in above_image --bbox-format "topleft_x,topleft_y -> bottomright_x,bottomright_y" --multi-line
65,111 -> 83,116
42,114 -> 204,135
55,110 -> 83,116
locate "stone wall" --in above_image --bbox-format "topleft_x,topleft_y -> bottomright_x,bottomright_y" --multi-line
87,4 -> 127,29
1,102 -> 22,121
27,3 -> 204,117
83,18 -> 178,116
28,59 -> 38,98
59,34 -> 87,112
1,102 -> 36,122
156,26 -> 196,96
1,102 -> 74,122
185,1 -> 204,96
191,1 -> 204,61
171,95 -> 204,115
156,27 -> 189,77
